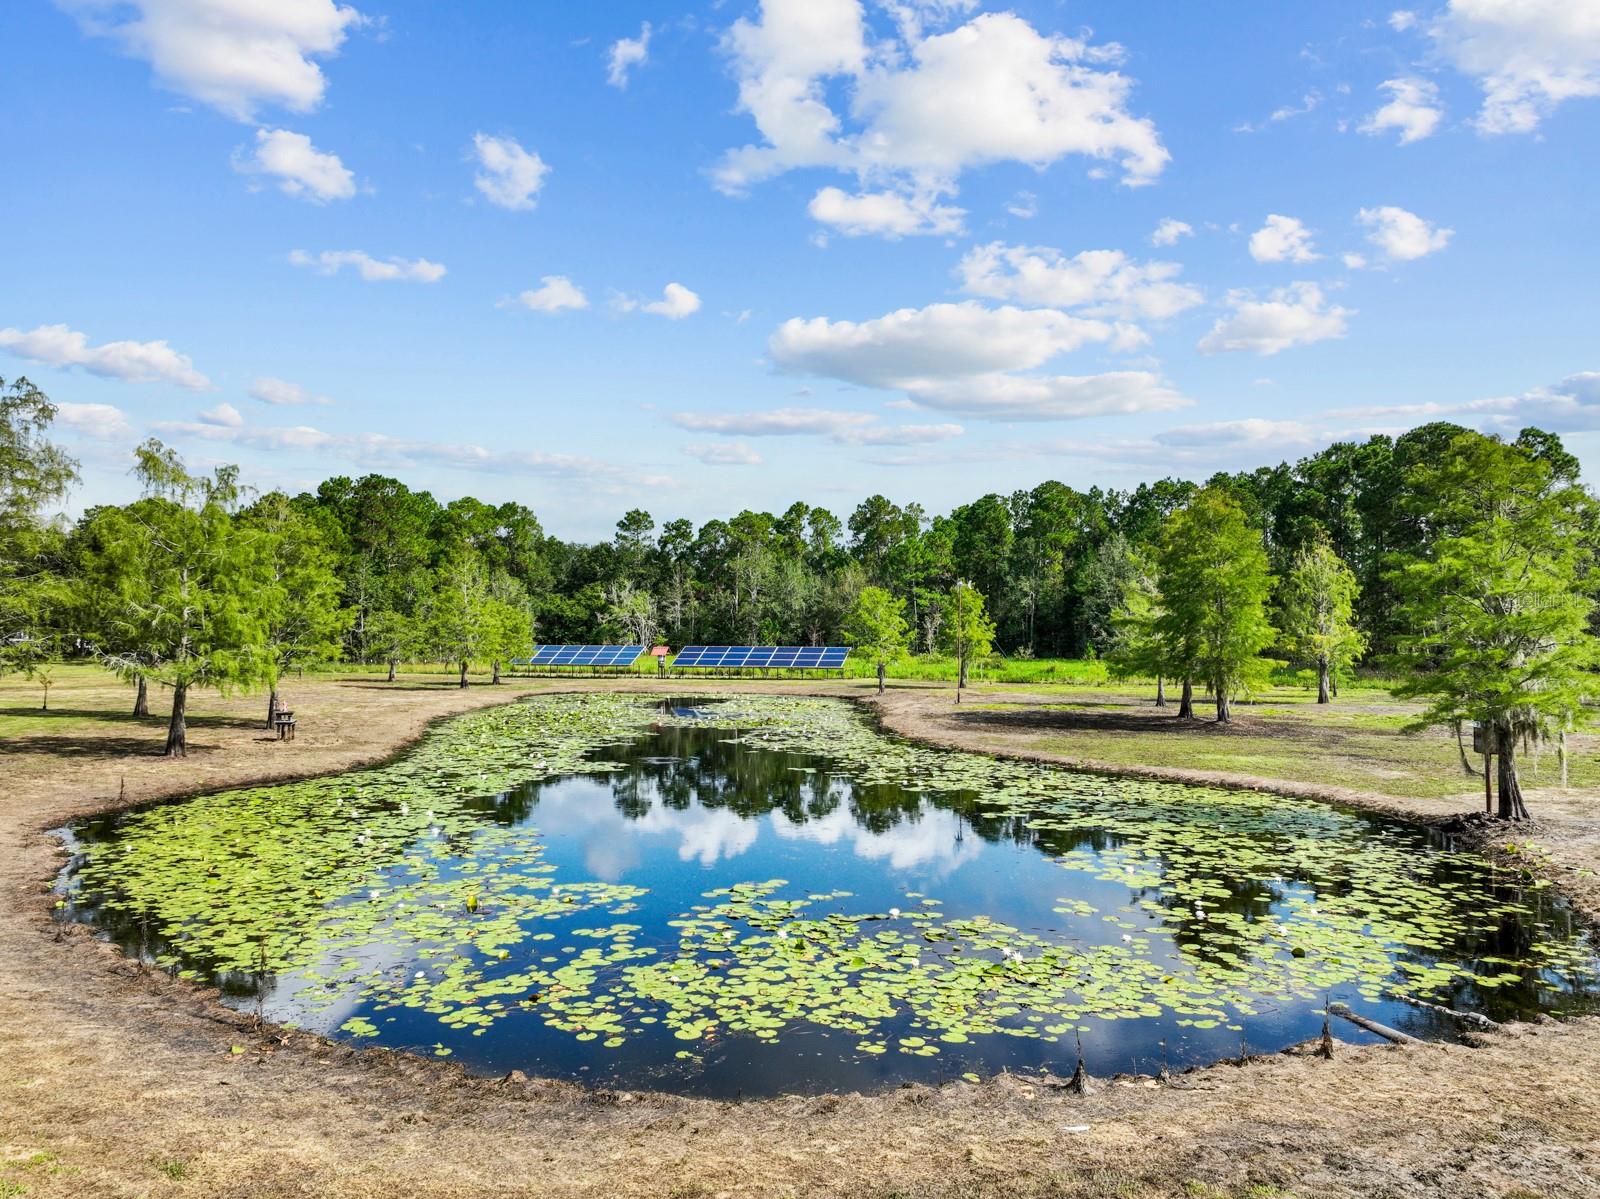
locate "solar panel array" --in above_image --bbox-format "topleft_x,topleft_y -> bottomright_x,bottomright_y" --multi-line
671,645 -> 850,669
523,644 -> 644,667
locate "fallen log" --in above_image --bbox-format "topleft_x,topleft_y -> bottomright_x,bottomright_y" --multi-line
1327,1002 -> 1423,1046
1394,994 -> 1503,1032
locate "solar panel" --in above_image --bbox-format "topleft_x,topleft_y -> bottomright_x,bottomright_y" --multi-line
672,646 -> 851,670
526,644 -> 643,667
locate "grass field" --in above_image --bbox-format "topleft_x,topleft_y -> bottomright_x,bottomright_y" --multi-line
1,661 -> 1583,805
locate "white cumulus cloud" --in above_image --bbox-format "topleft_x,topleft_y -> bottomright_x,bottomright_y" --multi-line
1360,78 -> 1445,144
234,128 -> 355,201
771,302 -> 1115,388
289,249 -> 446,282
1358,205 -> 1453,261
957,243 -> 1203,320
198,401 -> 244,428
807,186 -> 964,238
607,23 -> 651,88
642,283 -> 702,320
471,133 -> 549,212
61,0 -> 363,120
715,3 -> 1167,237
55,401 -> 133,441
768,301 -> 1186,421
1426,0 -> 1600,134
1150,218 -> 1193,247
0,322 -> 211,389
1198,283 -> 1352,356
250,377 -> 331,406
903,371 -> 1189,422
1248,214 -> 1320,264
513,276 -> 589,314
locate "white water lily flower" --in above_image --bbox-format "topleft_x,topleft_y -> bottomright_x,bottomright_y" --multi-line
888,907 -> 900,919
1121,934 -> 1134,943
414,971 -> 426,980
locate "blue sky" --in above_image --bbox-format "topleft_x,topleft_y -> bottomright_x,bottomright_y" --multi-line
3,1 -> 1598,539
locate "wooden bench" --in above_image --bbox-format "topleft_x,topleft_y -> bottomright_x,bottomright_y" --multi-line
273,710 -> 297,741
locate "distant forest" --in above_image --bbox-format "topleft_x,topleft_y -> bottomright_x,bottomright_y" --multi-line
106,420 -> 1586,662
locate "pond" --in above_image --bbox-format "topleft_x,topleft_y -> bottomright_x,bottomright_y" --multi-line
55,694 -> 1600,1098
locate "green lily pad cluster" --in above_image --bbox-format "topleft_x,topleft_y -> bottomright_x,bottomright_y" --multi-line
59,693 -> 1599,1068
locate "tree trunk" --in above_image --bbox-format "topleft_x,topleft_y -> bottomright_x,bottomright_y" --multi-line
1215,682 -> 1231,723
387,658 -> 397,683
1155,674 -> 1166,708
133,674 -> 149,718
459,659 -> 469,689
1316,658 -> 1331,704
266,688 -> 280,729
1177,678 -> 1194,720
1454,722 -> 1480,777
877,662 -> 886,694
492,659 -> 502,685
164,681 -> 188,758
1496,730 -> 1531,820
957,655 -> 968,690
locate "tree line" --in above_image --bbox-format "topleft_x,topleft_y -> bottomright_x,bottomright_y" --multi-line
2,373 -> 1595,816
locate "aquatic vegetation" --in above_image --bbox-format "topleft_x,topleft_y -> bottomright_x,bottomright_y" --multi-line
57,694 -> 1598,1094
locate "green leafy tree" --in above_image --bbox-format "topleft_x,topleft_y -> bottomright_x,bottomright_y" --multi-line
485,571 -> 535,684
1107,547 -> 1170,705
843,585 -> 912,693
427,546 -> 492,688
1279,537 -> 1365,704
1,377 -> 78,677
1155,488 -> 1276,722
366,607 -> 421,682
243,492 -> 353,724
937,579 -> 996,699
1387,434 -> 1600,819
76,442 -> 274,755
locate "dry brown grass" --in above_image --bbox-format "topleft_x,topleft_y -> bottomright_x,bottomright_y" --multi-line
2,669 -> 1598,1199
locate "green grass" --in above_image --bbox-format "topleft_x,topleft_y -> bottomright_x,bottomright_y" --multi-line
844,654 -> 1115,685
959,682 -> 1598,801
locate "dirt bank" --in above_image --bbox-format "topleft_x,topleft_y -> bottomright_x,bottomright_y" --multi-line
2,674 -> 1597,1199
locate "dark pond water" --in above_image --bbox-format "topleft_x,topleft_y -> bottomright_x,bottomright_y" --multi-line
55,695 -> 1600,1098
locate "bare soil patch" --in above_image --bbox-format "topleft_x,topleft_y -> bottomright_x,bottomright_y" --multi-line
2,672 -> 1598,1199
